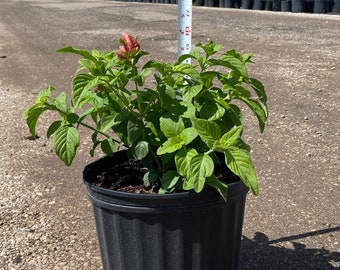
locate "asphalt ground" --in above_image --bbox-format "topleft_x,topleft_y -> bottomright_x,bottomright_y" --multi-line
0,0 -> 339,269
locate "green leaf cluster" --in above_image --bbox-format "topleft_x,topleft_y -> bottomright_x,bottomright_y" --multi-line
23,39 -> 268,200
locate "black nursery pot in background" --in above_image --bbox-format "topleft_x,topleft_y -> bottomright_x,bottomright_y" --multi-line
333,0 -> 340,12
272,0 -> 282,10
313,0 -> 328,12
253,0 -> 264,9
281,0 -> 292,11
241,0 -> 253,8
292,0 -> 306,12
83,151 -> 249,270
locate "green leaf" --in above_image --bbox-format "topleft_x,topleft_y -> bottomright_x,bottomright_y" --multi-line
132,141 -> 149,160
242,53 -> 253,63
145,122 -> 162,146
180,127 -> 198,145
57,46 -> 96,61
173,63 -> 200,81
201,71 -> 219,88
89,132 -> 101,157
196,41 -> 221,57
71,73 -> 98,107
54,92 -> 67,113
224,147 -> 259,195
66,113 -> 79,124
143,169 -> 159,187
101,138 -> 115,156
99,109 -> 127,133
25,104 -> 47,139
236,96 -> 267,133
219,126 -> 243,148
143,60 -> 167,74
160,116 -> 185,138
184,154 -> 214,193
180,102 -> 196,119
127,119 -> 143,145
156,135 -> 185,155
52,125 -> 80,166
206,175 -> 228,202
161,171 -> 181,189
175,148 -> 198,177
47,121 -> 62,139
211,55 -> 248,78
191,118 -> 221,148
199,102 -> 226,121
182,84 -> 203,103
177,49 -> 201,64
35,86 -> 55,103
247,77 -> 268,115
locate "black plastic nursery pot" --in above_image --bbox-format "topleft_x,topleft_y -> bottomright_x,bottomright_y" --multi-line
241,0 -> 253,9
292,0 -> 306,12
272,0 -> 281,10
83,151 -> 249,270
253,0 -> 264,9
313,0 -> 329,12
241,0 -> 253,8
281,0 -> 292,11
333,0 -> 340,12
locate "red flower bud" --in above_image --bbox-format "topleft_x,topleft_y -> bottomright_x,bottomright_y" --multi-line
116,32 -> 140,59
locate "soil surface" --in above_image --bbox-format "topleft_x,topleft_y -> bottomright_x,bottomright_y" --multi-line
0,0 -> 339,269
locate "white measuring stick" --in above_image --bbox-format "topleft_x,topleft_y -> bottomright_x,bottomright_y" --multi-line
177,0 -> 192,64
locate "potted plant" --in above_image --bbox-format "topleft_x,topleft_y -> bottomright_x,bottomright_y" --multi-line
23,33 -> 268,270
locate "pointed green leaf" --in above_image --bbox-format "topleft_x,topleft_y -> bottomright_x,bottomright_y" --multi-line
196,41 -> 221,57
206,175 -> 228,202
127,119 -> 143,145
247,77 -> 268,116
161,171 -> 181,190
71,73 -> 98,107
157,136 -> 185,155
65,113 -> 79,124
54,92 -> 67,113
35,86 -> 55,103
52,125 -> 80,166
177,49 -> 201,64
101,138 -> 115,156
99,109 -> 127,133
132,141 -> 149,160
47,121 -> 62,139
57,46 -> 96,61
200,102 -> 226,121
220,126 -> 243,148
182,84 -> 203,103
236,96 -> 267,133
211,56 -> 248,78
143,169 -> 159,187
160,116 -> 185,138
184,154 -> 214,193
248,78 -> 267,104
26,104 -> 47,139
175,148 -> 198,177
180,127 -> 198,145
224,147 -> 258,195
191,118 -> 221,148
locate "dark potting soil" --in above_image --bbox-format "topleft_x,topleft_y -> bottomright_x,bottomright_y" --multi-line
91,158 -> 240,194
92,159 -> 159,194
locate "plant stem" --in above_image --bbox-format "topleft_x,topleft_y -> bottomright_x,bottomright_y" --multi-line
148,146 -> 163,172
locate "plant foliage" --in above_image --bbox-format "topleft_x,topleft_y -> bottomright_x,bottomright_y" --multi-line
23,34 -> 268,200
